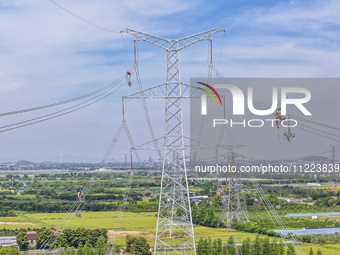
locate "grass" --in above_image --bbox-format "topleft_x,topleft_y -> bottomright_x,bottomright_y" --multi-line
0,214 -> 39,229
2,211 -> 340,253
18,212 -> 290,247
0,216 -> 28,222
318,215 -> 340,221
25,211 -> 157,230
300,243 -> 340,255
0,214 -> 40,229
6,194 -> 37,199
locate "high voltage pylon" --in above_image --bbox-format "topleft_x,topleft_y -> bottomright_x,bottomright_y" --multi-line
217,145 -> 249,232
122,28 -> 224,254
223,177 -> 249,228
331,144 -> 337,165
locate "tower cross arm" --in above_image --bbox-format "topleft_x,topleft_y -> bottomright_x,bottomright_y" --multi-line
177,27 -> 225,50
121,27 -> 225,51
121,28 -> 169,50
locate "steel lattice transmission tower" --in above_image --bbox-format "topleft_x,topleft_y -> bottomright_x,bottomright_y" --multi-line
218,146 -> 249,230
331,145 -> 337,165
122,28 -> 224,254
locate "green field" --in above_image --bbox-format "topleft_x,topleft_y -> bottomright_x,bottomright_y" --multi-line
0,214 -> 39,229
300,244 -> 340,255
25,211 -> 157,230
25,211 -> 282,246
0,211 -> 338,253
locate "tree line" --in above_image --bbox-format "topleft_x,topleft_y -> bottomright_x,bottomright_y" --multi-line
196,236 -> 323,255
295,232 -> 340,244
0,201 -> 158,213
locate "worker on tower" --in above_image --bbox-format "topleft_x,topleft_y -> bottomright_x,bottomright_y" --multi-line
126,70 -> 132,86
275,108 -> 286,128
78,190 -> 83,202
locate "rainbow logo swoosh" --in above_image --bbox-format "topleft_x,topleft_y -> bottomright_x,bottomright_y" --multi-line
196,82 -> 222,106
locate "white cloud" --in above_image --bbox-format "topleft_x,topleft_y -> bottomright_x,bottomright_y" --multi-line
0,0 -> 339,161
0,72 -> 24,93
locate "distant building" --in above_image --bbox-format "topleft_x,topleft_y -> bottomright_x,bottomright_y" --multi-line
50,229 -> 60,236
27,231 -> 38,247
142,190 -> 157,197
0,236 -> 18,248
191,195 -> 208,199
253,199 -> 261,206
191,198 -> 201,205
307,183 -> 321,187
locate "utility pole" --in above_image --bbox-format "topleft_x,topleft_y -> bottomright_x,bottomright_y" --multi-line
331,145 -> 337,165
122,28 -> 224,254
60,149 -> 63,167
123,152 -> 128,166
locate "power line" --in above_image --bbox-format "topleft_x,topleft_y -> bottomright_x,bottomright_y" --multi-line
292,115 -> 340,132
212,72 -> 340,146
228,0 -> 281,32
0,74 -> 128,133
48,0 -> 281,37
298,123 -> 340,139
251,98 -> 340,133
252,100 -> 340,143
121,33 -> 131,67
251,100 -> 340,143
295,126 -> 340,144
217,31 -> 226,73
39,125 -> 123,251
40,117 -> 143,251
47,0 -> 118,34
0,72 -> 127,117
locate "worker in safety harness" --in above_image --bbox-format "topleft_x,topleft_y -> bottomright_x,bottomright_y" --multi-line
275,108 -> 286,128
126,70 -> 132,86
78,190 -> 83,202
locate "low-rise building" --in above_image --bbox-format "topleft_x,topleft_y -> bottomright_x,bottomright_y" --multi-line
27,231 -> 38,247
253,199 -> 261,206
0,236 -> 18,248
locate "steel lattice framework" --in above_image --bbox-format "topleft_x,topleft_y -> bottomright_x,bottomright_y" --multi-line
217,146 -> 249,230
223,176 -> 249,228
122,28 -> 224,254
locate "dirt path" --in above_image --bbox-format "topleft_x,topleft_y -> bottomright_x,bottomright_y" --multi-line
108,230 -> 155,239
0,221 -> 37,225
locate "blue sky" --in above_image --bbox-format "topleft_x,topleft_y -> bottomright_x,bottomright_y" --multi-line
0,0 -> 339,162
